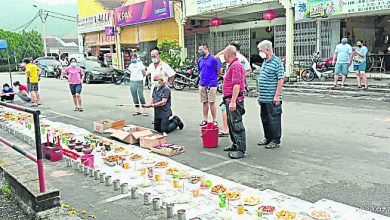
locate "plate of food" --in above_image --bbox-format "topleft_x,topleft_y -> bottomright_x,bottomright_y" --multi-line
178,171 -> 190,179
188,175 -> 202,184
243,196 -> 261,206
141,156 -> 156,164
114,146 -> 125,153
308,209 -> 331,220
258,205 -> 276,215
165,167 -> 180,175
103,155 -> 124,166
275,209 -> 297,220
211,184 -> 228,194
225,191 -> 241,201
129,154 -> 142,161
154,161 -> 169,168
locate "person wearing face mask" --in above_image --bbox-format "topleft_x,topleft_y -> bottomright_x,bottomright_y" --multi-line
144,73 -> 184,133
352,40 -> 368,89
13,81 -> 31,102
257,40 -> 284,149
221,45 -> 247,159
332,37 -> 353,88
197,43 -> 222,127
128,53 -> 148,116
146,48 -> 176,99
63,58 -> 85,112
0,83 -> 15,102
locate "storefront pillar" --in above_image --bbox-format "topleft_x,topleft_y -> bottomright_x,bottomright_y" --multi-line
116,27 -> 123,70
178,0 -> 187,60
316,19 -> 321,53
285,0 -> 294,78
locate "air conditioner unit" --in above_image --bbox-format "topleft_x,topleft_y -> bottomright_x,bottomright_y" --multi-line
191,20 -> 201,27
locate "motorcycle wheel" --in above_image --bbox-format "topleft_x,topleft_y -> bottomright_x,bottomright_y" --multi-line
194,77 -> 200,89
301,69 -> 315,82
172,77 -> 185,90
217,78 -> 223,94
124,77 -> 130,85
114,76 -> 123,85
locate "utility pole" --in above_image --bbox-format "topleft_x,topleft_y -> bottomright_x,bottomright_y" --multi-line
39,9 -> 48,56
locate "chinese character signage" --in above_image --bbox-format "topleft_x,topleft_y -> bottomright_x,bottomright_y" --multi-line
114,0 -> 173,27
78,12 -> 113,34
196,0 -> 263,14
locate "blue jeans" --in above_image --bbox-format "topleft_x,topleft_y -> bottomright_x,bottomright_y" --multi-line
259,102 -> 282,144
130,80 -> 146,108
154,117 -> 178,133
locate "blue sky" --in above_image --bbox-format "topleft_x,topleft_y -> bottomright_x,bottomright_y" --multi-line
0,0 -> 78,38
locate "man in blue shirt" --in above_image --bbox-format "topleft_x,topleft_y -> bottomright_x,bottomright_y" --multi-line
144,73 -> 184,133
332,37 -> 353,88
257,40 -> 284,149
198,43 -> 222,126
0,83 -> 15,102
353,40 -> 368,89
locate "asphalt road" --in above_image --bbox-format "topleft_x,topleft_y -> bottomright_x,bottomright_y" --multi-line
3,74 -> 390,217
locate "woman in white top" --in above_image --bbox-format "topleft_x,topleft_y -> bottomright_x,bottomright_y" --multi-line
128,53 -> 148,116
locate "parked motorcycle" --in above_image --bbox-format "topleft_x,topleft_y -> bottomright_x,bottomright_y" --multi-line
172,67 -> 200,90
112,69 -> 131,85
303,52 -> 335,82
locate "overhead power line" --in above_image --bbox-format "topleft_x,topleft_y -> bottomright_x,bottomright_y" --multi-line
11,12 -> 40,32
47,13 -> 77,23
46,10 -> 77,19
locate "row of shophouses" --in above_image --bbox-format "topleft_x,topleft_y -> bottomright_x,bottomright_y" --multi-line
77,0 -> 390,74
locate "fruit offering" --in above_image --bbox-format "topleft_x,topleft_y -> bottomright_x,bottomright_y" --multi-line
129,154 -> 142,160
309,210 -> 331,220
211,184 -> 227,194
276,210 -> 297,220
155,161 -> 168,168
259,205 -> 276,214
243,196 -> 261,206
165,167 -> 180,175
225,191 -> 241,200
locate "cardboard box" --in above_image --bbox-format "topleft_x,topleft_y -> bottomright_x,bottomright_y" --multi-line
140,134 -> 167,149
105,125 -> 153,144
93,119 -> 125,133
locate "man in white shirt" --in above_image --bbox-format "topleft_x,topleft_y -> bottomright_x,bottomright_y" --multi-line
215,41 -> 252,137
147,49 -> 176,98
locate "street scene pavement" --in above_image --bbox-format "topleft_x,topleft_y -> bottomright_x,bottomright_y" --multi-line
1,73 -> 390,219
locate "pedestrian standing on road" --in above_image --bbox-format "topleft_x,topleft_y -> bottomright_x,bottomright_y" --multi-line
63,58 -> 85,112
215,41 -> 251,137
221,45 -> 247,159
24,58 -> 41,107
332,37 -> 353,88
0,83 -> 15,102
353,40 -> 368,89
144,73 -> 184,133
147,49 -> 176,99
13,81 -> 31,103
257,40 -> 284,149
128,53 -> 148,117
198,43 -> 222,126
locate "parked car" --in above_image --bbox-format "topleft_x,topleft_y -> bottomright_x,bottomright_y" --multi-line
78,59 -> 114,84
35,59 -> 62,78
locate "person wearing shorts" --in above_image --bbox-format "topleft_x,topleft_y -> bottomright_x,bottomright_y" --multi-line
24,58 -> 41,107
64,58 -> 85,112
197,43 -> 222,126
332,37 -> 353,88
353,40 -> 368,89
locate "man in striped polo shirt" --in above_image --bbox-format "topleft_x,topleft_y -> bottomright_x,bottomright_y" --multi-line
257,40 -> 284,149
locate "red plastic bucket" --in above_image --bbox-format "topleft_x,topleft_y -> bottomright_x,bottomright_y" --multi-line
81,154 -> 94,167
201,123 -> 219,148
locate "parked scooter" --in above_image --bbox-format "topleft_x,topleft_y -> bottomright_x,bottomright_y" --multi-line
112,69 -> 131,85
303,52 -> 335,81
172,66 -> 200,90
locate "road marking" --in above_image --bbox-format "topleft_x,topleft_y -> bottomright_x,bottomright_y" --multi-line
301,111 -> 342,117
49,111 -> 81,121
200,151 -> 288,176
98,193 -> 132,205
200,160 -> 235,172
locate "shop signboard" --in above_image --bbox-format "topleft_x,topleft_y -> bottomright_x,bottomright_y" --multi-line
114,0 -> 173,27
303,0 -> 390,18
0,40 -> 7,50
105,26 -> 115,36
84,33 -> 100,46
78,12 -> 113,34
197,0 -> 263,13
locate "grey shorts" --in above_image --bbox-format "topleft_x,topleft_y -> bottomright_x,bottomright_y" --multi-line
29,83 -> 39,92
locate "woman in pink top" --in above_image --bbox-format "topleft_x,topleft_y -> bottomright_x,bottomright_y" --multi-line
63,58 -> 85,112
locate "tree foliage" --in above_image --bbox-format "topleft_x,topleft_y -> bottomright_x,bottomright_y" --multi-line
157,40 -> 182,70
0,29 -> 44,65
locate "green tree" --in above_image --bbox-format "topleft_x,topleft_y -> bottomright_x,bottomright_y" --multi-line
157,40 -> 182,70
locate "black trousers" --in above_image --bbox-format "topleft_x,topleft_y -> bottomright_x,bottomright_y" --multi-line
154,117 -> 178,133
226,101 -> 246,152
1,94 -> 14,101
259,102 -> 282,144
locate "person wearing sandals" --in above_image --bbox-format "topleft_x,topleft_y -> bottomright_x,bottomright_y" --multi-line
63,58 -> 84,112
257,40 -> 284,149
353,40 -> 368,90
332,37 -> 353,88
197,43 -> 222,127
128,53 -> 148,117
221,45 -> 247,159
24,58 -> 41,107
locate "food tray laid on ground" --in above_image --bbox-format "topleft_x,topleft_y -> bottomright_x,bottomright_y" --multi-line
259,205 -> 276,215
154,161 -> 168,168
165,167 -> 180,175
211,184 -> 228,194
129,154 -> 142,161
103,155 -> 125,166
225,191 -> 241,201
309,209 -> 331,220
151,144 -> 185,156
275,209 -> 297,220
243,196 -> 261,206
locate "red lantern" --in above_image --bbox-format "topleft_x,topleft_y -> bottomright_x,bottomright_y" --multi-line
210,17 -> 222,27
263,10 -> 277,21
